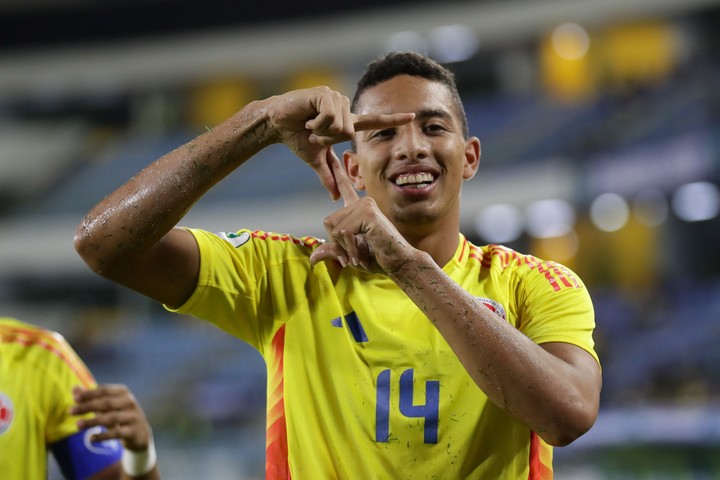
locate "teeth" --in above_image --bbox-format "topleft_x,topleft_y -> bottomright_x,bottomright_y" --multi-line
395,172 -> 434,186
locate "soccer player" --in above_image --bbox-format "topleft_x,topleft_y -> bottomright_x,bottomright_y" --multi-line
0,317 -> 160,479
74,51 -> 602,478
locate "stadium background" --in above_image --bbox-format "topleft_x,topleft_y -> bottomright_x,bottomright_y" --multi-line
1,0 -> 720,477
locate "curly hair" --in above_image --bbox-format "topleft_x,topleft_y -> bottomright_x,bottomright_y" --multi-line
351,51 -> 468,138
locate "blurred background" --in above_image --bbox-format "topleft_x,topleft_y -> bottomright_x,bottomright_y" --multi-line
1,0 -> 720,478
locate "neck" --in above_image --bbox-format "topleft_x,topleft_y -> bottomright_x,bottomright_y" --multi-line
400,225 -> 461,268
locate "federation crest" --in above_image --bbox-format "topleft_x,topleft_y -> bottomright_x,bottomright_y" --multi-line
0,392 -> 14,435
476,297 -> 506,320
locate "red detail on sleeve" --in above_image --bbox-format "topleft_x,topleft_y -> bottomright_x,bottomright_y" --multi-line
266,324 -> 291,480
0,325 -> 95,387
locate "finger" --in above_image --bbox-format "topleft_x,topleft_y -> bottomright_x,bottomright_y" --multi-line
309,242 -> 348,267
77,410 -> 135,430
72,390 -> 134,416
352,112 -> 415,132
326,148 -> 359,206
72,396 -> 132,415
334,229 -> 374,271
72,386 -> 86,398
88,423 -> 145,449
353,234 -> 374,271
340,229 -> 361,267
74,384 -> 127,402
340,95 -> 354,139
305,90 -> 354,138
88,429 -> 117,443
312,148 -> 341,201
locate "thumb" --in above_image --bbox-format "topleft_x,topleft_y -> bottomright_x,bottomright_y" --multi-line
310,242 -> 347,267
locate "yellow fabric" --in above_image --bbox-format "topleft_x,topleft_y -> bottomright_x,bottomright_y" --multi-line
174,229 -> 599,479
0,318 -> 96,480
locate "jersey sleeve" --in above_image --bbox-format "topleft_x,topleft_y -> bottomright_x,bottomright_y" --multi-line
42,331 -> 97,444
170,228 -> 320,353
515,259 -> 599,364
41,331 -> 123,479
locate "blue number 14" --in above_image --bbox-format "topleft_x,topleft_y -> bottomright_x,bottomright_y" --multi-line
376,368 -> 439,444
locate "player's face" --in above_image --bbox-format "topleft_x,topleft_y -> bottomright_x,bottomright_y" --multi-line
346,75 -> 480,230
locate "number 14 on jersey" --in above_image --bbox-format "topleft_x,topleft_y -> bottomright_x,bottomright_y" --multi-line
376,368 -> 440,444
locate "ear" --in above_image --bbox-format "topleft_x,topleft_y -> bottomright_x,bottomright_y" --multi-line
462,136 -> 481,180
343,150 -> 366,191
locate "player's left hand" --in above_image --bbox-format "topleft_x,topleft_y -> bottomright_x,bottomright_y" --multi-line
71,384 -> 152,452
309,149 -> 416,275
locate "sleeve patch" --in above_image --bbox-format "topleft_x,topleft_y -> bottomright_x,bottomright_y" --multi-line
216,231 -> 251,248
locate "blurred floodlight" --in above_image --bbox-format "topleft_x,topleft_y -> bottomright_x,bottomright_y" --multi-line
525,199 -> 575,238
385,31 -> 429,54
633,189 -> 669,227
590,193 -> 629,232
429,24 -> 479,63
474,204 -> 524,243
551,23 -> 590,60
672,181 -> 720,222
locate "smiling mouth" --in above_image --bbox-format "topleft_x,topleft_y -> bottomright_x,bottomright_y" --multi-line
394,172 -> 435,189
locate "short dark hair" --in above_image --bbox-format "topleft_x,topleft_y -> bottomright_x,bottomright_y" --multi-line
351,51 -> 469,138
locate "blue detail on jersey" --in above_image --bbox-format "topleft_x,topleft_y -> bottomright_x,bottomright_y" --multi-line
399,369 -> 439,444
51,427 -> 122,479
375,369 -> 391,442
331,311 -> 368,342
375,369 -> 440,444
344,311 -> 368,342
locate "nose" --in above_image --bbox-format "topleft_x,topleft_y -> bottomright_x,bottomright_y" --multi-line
391,125 -> 430,161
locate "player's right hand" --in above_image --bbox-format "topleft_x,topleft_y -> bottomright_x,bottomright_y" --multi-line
266,87 -> 414,200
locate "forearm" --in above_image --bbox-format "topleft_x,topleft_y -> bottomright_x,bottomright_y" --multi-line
74,99 -> 274,272
387,250 -> 596,445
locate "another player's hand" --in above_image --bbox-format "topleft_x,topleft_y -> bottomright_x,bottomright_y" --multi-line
71,384 -> 152,452
266,87 -> 413,200
309,149 -> 416,275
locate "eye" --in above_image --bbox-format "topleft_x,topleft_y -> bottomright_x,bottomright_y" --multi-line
424,123 -> 447,134
372,128 -> 395,139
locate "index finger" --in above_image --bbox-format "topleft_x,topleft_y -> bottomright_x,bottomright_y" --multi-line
352,112 -> 415,132
326,148 -> 359,206
74,384 -> 125,401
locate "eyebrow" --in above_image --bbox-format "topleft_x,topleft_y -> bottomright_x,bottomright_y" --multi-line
416,109 -> 453,122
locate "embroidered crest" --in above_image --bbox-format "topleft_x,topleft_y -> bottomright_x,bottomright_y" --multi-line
0,392 -> 14,435
476,297 -> 507,320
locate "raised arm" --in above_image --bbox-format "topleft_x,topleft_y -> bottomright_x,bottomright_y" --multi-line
74,87 -> 413,308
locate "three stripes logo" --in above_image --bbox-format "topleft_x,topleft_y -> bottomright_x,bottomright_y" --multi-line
331,311 -> 368,342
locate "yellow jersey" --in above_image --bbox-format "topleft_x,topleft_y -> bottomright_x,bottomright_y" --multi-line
174,229 -> 599,479
0,318 -> 122,479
